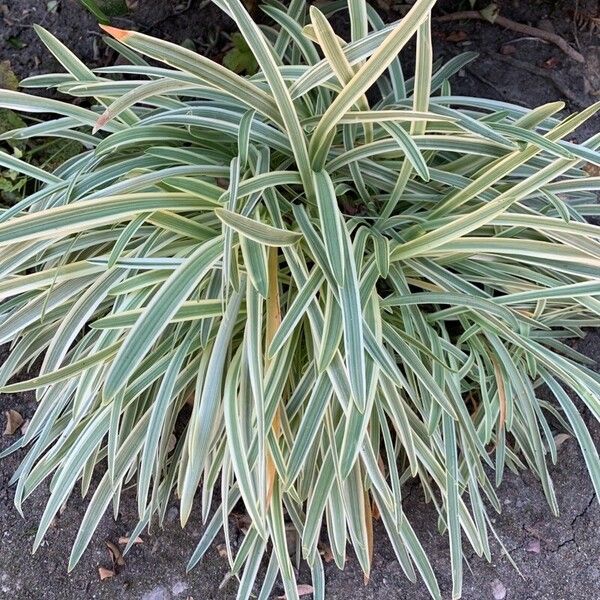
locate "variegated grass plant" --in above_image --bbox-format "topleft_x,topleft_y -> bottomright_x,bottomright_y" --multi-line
1,0 -> 600,598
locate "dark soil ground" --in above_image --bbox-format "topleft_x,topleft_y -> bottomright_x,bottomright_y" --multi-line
1,0 -> 600,598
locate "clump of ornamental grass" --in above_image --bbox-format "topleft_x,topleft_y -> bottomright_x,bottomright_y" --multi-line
1,0 -> 600,598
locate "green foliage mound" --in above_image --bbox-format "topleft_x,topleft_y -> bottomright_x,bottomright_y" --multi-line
1,1 -> 600,598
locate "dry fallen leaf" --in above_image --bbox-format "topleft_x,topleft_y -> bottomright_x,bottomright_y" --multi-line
3,409 -> 23,435
118,536 -> 143,545
276,584 -> 314,599
491,579 -> 507,600
297,584 -> 314,597
318,542 -> 334,563
583,162 -> 600,177
20,419 -> 30,436
106,540 -> 125,566
541,57 -> 560,70
98,567 -> 115,581
526,538 -> 541,554
500,44 -> 517,56
446,30 -> 468,43
554,432 -> 571,450
523,524 -> 550,544
231,512 -> 252,533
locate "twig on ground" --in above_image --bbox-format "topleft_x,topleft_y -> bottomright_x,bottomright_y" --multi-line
434,11 -> 585,64
572,0 -> 582,52
490,53 -> 587,109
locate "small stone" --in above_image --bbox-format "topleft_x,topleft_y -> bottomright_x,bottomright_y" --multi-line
491,579 -> 507,599
526,538 -> 541,554
172,581 -> 188,596
142,586 -> 170,600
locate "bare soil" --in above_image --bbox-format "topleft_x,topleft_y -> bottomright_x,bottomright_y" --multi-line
1,0 -> 600,598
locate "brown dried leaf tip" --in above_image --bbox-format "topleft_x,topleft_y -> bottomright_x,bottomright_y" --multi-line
98,24 -> 132,42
